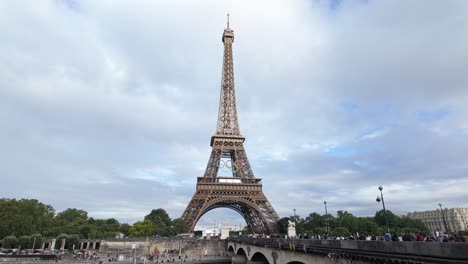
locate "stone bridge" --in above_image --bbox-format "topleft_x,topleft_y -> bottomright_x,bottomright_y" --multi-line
227,238 -> 468,264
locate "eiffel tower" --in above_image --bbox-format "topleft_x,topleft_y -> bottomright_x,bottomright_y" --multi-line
181,15 -> 280,235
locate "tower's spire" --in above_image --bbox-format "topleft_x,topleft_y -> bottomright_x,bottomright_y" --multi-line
216,16 -> 240,136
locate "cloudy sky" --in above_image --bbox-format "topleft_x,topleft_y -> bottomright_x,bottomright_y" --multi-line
1,0 -> 468,227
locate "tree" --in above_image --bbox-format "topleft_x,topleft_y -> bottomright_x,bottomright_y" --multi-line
302,212 -> 325,234
374,209 -> 398,230
17,235 -> 31,249
356,219 -> 379,235
145,209 -> 172,236
120,223 -> 131,237
0,199 -> 55,238
336,211 -> 358,233
331,227 -> 349,237
277,217 -> 291,234
66,234 -> 80,250
129,220 -> 155,237
30,234 -> 43,249
55,209 -> 88,223
55,234 -> 68,250
3,235 -> 17,248
171,218 -> 188,235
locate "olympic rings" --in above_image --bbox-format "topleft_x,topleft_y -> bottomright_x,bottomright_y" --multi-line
212,159 -> 245,173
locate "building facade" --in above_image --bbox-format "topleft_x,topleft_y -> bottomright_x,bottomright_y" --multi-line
407,208 -> 468,233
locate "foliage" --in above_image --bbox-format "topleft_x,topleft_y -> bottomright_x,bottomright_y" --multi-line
55,234 -> 68,250
31,234 -> 43,249
171,218 -> 189,235
17,235 -> 31,249
145,209 -> 172,236
331,227 -> 349,237
0,200 -> 189,240
120,223 -> 131,237
3,235 -> 17,248
277,209 -> 430,236
0,199 -> 55,239
66,234 -> 80,250
129,220 -> 155,237
276,217 -> 291,234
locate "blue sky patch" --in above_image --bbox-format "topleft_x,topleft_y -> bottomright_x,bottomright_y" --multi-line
417,107 -> 451,123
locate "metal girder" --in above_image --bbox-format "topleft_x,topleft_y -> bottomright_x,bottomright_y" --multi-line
181,20 -> 279,235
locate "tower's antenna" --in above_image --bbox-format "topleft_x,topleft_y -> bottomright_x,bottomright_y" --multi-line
227,13 -> 230,29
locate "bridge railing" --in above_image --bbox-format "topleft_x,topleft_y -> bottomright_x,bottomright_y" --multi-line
227,237 -> 468,261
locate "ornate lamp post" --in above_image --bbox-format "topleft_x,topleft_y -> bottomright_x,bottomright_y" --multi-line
438,203 -> 449,233
376,186 -> 390,234
324,201 -> 329,235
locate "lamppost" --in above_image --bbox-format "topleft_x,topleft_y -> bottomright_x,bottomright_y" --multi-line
438,203 -> 449,233
376,186 -> 390,234
324,201 -> 329,235
293,208 -> 296,220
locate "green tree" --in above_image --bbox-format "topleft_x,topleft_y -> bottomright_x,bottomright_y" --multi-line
171,218 -> 188,235
276,217 -> 291,234
331,227 -> 349,237
336,211 -> 358,233
17,235 -> 31,249
56,209 -> 88,223
356,218 -> 379,235
374,209 -> 398,230
145,209 -> 172,236
3,235 -> 17,248
66,234 -> 80,250
302,212 -> 325,234
0,199 -> 55,238
30,234 -> 43,250
120,223 -> 131,237
129,220 -> 155,237
55,234 -> 68,250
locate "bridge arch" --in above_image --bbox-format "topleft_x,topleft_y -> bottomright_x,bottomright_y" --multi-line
251,252 -> 269,263
227,245 -> 234,252
236,247 -> 247,256
228,242 -> 315,264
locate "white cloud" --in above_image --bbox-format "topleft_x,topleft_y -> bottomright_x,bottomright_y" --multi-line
1,0 -> 468,226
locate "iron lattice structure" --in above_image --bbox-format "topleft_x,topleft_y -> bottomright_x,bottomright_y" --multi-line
181,18 -> 280,235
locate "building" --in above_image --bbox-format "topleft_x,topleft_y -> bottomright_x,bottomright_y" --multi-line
407,208 -> 468,233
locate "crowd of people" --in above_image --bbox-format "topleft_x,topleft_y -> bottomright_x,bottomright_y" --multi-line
290,232 -> 467,242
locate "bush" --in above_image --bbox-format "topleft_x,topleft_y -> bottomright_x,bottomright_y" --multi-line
17,235 -> 31,249
55,234 -> 68,250
30,234 -> 43,249
3,236 -> 17,248
66,234 -> 80,250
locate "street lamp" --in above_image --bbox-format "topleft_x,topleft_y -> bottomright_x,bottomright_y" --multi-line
293,208 -> 296,220
438,203 -> 449,233
324,201 -> 329,235
376,186 -> 390,234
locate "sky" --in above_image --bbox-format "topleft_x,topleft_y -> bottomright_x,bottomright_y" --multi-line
1,0 -> 468,228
